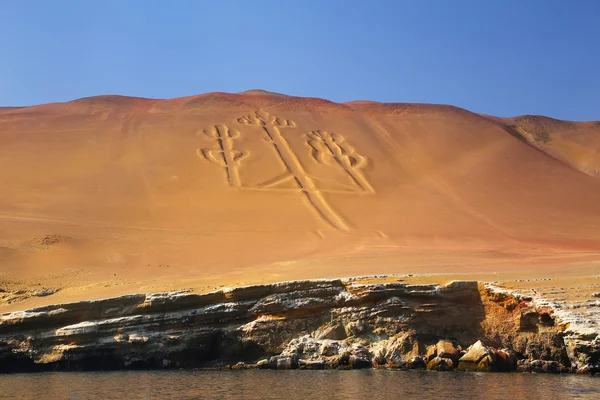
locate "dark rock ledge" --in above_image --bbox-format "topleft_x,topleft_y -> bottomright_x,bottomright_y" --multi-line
0,278 -> 598,374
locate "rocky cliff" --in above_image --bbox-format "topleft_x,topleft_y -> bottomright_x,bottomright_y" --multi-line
0,278 -> 598,374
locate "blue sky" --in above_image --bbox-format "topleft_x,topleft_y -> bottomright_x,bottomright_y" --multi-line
1,0 -> 598,120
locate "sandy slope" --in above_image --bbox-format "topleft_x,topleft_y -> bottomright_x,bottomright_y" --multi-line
1,90 -> 599,310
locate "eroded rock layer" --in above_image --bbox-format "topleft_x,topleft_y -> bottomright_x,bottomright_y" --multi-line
0,278 -> 598,373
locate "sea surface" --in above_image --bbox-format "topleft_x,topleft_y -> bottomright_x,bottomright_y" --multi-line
1,370 -> 599,399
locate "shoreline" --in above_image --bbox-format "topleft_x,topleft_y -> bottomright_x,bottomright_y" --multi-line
1,276 -> 598,374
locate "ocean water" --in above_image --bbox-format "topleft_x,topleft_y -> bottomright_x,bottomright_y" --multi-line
1,370 -> 599,399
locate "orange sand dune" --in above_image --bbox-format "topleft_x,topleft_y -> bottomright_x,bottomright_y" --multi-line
1,90 -> 599,308
507,115 -> 600,177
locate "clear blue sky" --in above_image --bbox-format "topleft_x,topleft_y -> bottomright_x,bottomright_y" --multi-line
1,0 -> 599,120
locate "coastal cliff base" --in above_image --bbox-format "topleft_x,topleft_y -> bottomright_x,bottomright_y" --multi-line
1,278 -> 598,374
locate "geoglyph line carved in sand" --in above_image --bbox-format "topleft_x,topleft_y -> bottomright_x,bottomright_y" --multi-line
198,110 -> 377,231
198,125 -> 248,188
237,110 -> 350,231
306,130 -> 374,193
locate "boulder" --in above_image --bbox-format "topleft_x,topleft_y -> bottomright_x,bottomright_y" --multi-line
370,334 -> 424,368
476,355 -> 493,372
457,340 -> 496,372
436,340 -> 460,364
298,359 -> 325,370
338,350 -> 351,366
269,354 -> 299,369
318,340 -> 350,357
349,354 -> 372,369
278,335 -> 357,364
268,356 -> 278,369
406,356 -> 426,369
425,345 -> 436,362
313,324 -> 347,340
351,343 -> 371,358
575,363 -> 598,375
425,340 -> 460,364
256,359 -> 269,369
320,342 -> 338,357
277,355 -> 299,369
426,356 -> 454,371
231,362 -> 247,370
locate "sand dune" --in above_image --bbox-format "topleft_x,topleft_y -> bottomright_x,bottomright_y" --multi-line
1,91 -> 599,308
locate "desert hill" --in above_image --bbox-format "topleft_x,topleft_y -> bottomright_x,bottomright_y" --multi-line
1,91 -> 599,309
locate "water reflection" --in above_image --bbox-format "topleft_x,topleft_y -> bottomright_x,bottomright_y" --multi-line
1,370 -> 599,399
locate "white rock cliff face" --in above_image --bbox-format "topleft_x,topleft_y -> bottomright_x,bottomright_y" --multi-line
0,278 -> 598,373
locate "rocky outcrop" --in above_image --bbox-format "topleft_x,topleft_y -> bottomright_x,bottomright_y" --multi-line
457,340 -> 495,372
0,278 -> 598,374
